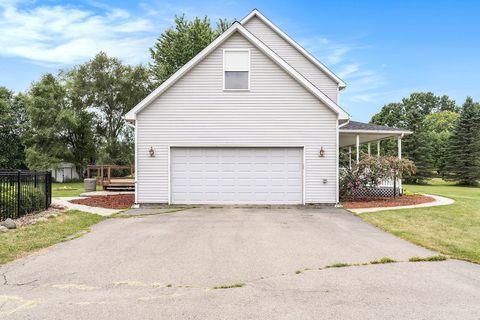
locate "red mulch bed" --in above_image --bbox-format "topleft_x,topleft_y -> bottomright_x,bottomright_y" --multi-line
70,194 -> 135,209
343,194 -> 435,209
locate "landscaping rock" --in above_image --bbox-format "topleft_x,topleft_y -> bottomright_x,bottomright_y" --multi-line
1,218 -> 17,229
0,226 -> 8,233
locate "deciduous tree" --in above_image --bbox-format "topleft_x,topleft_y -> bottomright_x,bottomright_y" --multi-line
150,15 -> 231,84
68,52 -> 152,164
24,74 -> 96,176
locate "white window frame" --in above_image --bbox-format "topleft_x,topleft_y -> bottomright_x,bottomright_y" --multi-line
223,49 -> 251,91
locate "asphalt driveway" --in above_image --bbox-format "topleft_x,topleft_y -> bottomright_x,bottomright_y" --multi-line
1,206 -> 479,319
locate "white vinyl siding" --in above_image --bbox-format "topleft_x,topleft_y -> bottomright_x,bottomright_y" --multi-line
243,16 -> 339,102
170,147 -> 303,204
136,32 -> 337,204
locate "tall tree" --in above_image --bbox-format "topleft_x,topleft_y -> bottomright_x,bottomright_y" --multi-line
423,111 -> 459,178
68,52 -> 152,164
0,87 -> 28,169
446,97 -> 480,185
371,92 -> 458,183
150,15 -> 231,84
24,74 -> 96,176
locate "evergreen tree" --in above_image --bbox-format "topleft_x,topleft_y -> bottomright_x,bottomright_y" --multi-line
446,97 -> 480,185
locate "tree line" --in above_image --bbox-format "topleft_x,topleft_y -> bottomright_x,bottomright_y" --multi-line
0,16 -> 229,176
371,92 -> 480,185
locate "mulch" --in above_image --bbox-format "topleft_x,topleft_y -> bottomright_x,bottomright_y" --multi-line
342,194 -> 435,209
70,194 -> 135,209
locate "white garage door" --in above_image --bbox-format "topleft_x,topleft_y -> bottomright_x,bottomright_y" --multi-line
170,147 -> 303,204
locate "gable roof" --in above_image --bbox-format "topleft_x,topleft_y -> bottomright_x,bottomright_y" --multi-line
241,9 -> 347,89
125,22 -> 350,121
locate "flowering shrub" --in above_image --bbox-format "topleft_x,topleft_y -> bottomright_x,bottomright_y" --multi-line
339,155 -> 416,200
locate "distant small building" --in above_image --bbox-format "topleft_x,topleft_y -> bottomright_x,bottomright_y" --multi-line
51,162 -> 80,183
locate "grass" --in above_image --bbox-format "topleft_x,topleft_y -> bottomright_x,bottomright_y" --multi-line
0,210 -> 106,265
212,283 -> 245,289
409,255 -> 448,262
52,182 -> 99,197
325,262 -> 352,268
370,257 -> 397,264
361,180 -> 480,263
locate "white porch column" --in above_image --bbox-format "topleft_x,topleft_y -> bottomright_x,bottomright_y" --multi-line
397,135 -> 403,194
397,135 -> 402,159
377,140 -> 381,157
348,146 -> 352,169
356,134 -> 360,164
368,143 -> 371,156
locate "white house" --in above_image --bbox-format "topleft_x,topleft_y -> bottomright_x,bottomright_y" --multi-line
125,9 -> 410,205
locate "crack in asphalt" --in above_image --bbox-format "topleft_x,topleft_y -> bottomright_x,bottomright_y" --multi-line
1,271 -> 38,287
0,256 -> 450,294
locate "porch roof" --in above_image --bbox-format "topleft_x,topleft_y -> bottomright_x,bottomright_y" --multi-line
339,121 -> 412,147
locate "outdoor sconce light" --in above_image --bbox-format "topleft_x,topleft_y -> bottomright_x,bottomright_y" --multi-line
149,146 -> 155,157
319,147 -> 325,158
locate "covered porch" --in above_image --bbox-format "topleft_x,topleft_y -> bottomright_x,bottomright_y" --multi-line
339,121 -> 412,197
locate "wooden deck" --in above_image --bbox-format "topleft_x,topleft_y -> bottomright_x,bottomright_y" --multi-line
87,165 -> 135,191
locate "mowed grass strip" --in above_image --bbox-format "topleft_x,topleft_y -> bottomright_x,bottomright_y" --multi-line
52,182 -> 99,197
0,210 -> 106,265
361,181 -> 480,263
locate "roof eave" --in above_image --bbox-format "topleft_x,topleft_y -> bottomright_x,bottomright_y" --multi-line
339,129 -> 413,135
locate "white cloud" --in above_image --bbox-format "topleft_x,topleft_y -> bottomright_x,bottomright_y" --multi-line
300,35 -> 388,106
0,1 -> 162,65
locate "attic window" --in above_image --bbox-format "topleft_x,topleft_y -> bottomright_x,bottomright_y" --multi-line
223,49 -> 250,90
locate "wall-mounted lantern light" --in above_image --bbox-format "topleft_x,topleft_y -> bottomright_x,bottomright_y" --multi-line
149,146 -> 155,157
319,147 -> 325,158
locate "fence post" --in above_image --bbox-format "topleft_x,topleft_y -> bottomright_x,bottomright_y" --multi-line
17,170 -> 21,218
46,172 -> 50,210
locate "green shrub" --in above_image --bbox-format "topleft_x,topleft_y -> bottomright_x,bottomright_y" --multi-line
0,187 -> 46,219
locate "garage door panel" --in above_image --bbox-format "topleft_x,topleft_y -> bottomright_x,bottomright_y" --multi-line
171,147 -> 303,204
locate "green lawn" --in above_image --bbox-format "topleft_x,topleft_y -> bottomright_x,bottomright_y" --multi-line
52,182 -> 98,197
361,181 -> 480,263
0,210 -> 106,265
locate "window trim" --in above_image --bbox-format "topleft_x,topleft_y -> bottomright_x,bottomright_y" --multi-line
223,49 -> 251,91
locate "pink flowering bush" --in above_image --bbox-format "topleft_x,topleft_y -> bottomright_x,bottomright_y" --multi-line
340,155 -> 416,200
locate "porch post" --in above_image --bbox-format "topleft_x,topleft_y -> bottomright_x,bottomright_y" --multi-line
377,140 -> 381,157
348,146 -> 352,169
356,135 -> 360,164
368,143 -> 371,156
397,135 -> 402,159
397,135 -> 403,194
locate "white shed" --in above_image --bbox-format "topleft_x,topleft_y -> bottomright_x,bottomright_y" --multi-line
51,162 -> 80,183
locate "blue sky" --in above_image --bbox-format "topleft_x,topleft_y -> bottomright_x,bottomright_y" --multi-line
1,0 -> 479,121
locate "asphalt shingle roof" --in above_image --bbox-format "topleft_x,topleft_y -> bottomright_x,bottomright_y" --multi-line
341,121 -> 408,132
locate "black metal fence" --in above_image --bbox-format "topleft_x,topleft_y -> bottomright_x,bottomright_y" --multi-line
0,170 -> 52,221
